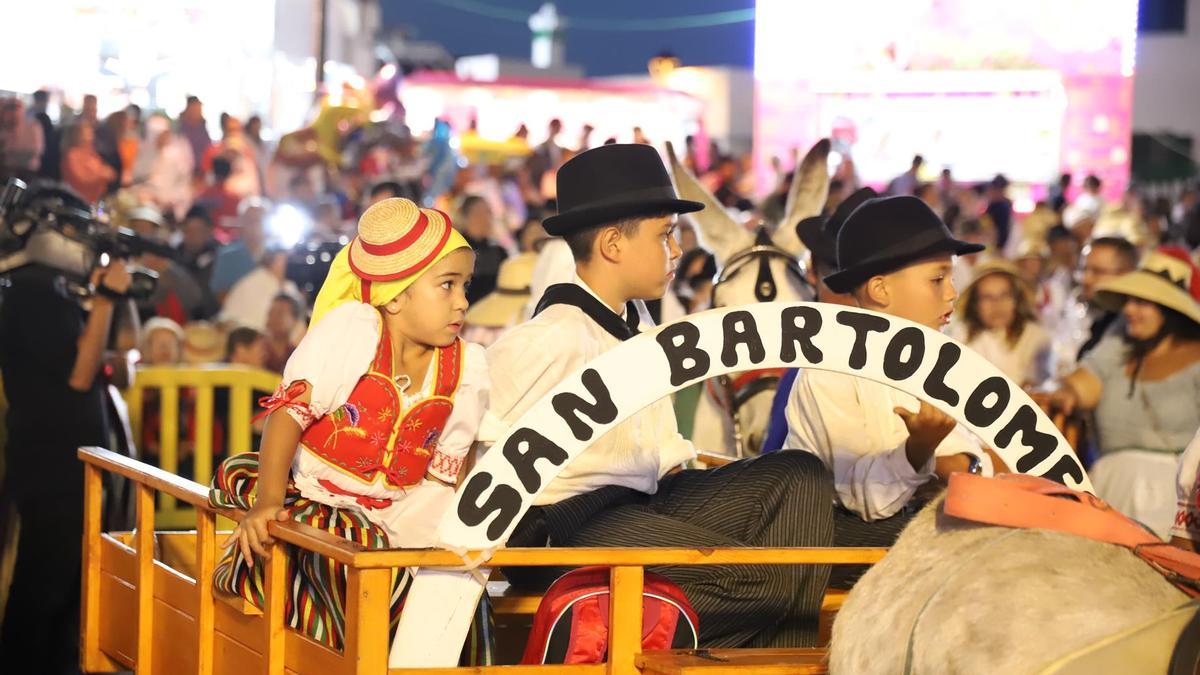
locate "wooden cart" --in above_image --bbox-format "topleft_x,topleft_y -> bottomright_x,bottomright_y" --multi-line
79,446 -> 886,674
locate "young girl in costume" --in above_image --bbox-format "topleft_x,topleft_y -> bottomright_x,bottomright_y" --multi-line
209,198 -> 487,651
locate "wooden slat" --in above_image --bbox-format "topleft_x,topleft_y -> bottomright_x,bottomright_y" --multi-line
195,511 -> 217,675
265,540 -> 288,675
608,566 -> 643,675
636,648 -> 829,674
81,447 -> 209,508
81,463 -> 122,672
135,484 -> 156,673
216,589 -> 264,616
346,567 -> 391,674
389,666 -> 604,675
694,452 -> 736,468
487,581 -> 543,615
98,533 -> 349,674
352,546 -> 889,569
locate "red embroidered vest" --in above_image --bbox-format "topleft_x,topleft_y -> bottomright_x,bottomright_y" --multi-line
299,335 -> 464,490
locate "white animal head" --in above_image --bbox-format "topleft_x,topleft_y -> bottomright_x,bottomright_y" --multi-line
666,139 -> 831,308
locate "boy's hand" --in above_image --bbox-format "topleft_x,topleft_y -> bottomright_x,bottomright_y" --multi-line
222,501 -> 290,566
896,401 -> 957,470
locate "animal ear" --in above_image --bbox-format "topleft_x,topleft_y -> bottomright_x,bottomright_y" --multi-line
666,141 -> 753,263
772,138 -> 831,256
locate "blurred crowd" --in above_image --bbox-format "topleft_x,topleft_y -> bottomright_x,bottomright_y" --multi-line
2,88 -> 1200,500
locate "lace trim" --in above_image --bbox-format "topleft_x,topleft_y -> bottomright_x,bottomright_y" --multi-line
256,382 -> 318,430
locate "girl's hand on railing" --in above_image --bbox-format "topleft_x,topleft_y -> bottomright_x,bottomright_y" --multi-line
222,501 -> 290,566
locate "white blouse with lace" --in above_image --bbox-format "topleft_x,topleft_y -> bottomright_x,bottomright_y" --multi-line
272,301 -> 489,546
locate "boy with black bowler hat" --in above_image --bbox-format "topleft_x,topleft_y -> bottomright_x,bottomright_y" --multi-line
486,144 -> 837,648
761,187 -> 876,453
782,195 -> 1001,576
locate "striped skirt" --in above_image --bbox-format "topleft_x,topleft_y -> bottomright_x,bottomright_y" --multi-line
209,453 -> 494,662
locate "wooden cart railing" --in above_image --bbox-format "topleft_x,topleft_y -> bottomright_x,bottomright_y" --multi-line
80,446 -> 887,675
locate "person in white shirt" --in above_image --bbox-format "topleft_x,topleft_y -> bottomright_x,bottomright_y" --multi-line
1170,426 -> 1200,552
950,260 -> 1053,388
784,196 -> 999,584
487,144 -> 836,649
218,249 -> 305,331
1063,174 -> 1104,237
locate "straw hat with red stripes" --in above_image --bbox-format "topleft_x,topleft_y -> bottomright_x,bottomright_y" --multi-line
347,198 -> 455,282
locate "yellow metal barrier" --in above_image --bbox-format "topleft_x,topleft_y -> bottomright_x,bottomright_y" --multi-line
125,366 -> 280,528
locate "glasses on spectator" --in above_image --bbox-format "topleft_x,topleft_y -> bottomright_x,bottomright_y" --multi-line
1080,265 -> 1126,277
976,291 -> 1016,305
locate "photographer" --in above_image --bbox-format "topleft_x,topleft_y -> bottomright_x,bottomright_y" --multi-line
0,187 -> 138,673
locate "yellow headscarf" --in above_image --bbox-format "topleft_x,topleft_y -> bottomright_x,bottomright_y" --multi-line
310,229 -> 471,328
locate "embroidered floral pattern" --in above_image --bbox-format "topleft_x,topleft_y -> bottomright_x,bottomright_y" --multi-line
326,403 -> 367,449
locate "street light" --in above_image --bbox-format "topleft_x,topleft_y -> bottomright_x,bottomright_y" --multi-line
648,51 -> 680,85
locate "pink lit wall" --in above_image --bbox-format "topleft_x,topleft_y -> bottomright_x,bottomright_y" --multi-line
753,0 -> 1138,201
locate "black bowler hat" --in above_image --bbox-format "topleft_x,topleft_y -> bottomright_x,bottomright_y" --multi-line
824,195 -> 985,294
543,144 -> 704,236
796,187 -> 878,269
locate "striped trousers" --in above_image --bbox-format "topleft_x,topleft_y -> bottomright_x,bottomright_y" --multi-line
503,451 -> 835,648
209,453 -> 408,650
209,453 -> 495,663
829,501 -> 923,589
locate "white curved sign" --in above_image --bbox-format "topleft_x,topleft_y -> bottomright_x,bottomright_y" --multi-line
440,302 -> 1089,550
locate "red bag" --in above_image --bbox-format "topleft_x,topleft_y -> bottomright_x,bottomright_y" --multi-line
520,566 -> 700,664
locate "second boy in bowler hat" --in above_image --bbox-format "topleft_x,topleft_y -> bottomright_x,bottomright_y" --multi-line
486,144 -> 837,648
762,187 -> 877,452
783,195 -> 1004,584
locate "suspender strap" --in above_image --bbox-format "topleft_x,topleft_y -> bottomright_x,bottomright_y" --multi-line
533,283 -> 640,342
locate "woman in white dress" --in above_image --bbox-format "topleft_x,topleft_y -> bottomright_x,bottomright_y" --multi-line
951,260 -> 1053,388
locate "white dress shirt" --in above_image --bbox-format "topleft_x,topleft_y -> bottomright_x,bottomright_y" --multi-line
485,275 -> 697,505
219,266 -> 305,331
784,369 -> 991,522
1172,427 -> 1200,542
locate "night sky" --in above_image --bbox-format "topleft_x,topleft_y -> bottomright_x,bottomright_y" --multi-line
381,0 -> 755,77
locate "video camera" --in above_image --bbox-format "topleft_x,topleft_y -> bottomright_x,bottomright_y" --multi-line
0,178 -> 171,300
